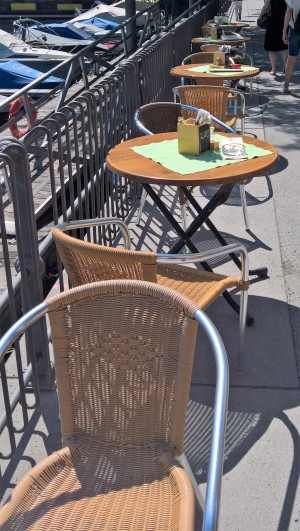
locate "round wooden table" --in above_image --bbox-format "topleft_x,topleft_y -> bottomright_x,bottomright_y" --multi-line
192,36 -> 251,46
204,22 -> 250,30
170,63 -> 260,86
107,131 -> 278,279
106,132 -> 277,187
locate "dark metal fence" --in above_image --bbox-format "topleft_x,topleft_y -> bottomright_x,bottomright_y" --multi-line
0,0 -> 222,472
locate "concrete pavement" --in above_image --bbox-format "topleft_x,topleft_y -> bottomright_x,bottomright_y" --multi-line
1,0 -> 300,528
130,0 -> 300,527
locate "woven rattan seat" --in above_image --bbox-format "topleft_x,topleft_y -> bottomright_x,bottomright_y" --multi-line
0,280 -> 229,530
51,219 -> 249,366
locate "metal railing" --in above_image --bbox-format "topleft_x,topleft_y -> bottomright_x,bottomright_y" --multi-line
0,0 -> 227,475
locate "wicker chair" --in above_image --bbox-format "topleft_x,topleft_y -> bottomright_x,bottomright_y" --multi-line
173,86 -> 249,229
182,52 -> 224,87
173,85 -> 245,134
52,218 -> 249,368
0,279 -> 229,530
185,51 -> 215,64
134,101 -> 191,229
199,44 -> 254,94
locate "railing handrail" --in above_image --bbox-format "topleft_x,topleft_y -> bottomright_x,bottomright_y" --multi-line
0,0 -> 208,113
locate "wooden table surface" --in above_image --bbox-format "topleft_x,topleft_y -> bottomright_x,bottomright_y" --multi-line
204,23 -> 250,29
170,63 -> 260,82
106,132 -> 278,187
192,36 -> 251,45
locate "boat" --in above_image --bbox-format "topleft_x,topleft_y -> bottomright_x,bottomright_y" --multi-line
0,60 -> 64,90
12,18 -> 117,54
0,28 -> 73,75
70,1 -> 148,28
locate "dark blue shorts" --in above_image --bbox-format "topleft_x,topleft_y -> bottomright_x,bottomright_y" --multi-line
288,26 -> 300,56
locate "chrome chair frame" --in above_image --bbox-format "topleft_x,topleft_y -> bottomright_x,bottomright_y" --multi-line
54,218 -> 249,367
0,278 -> 229,531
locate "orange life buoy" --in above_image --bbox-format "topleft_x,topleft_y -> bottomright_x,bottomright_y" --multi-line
8,96 -> 37,139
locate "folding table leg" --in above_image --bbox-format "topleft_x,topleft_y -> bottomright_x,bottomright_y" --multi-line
180,186 -> 268,278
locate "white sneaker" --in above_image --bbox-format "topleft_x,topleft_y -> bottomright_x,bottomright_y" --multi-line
281,81 -> 290,94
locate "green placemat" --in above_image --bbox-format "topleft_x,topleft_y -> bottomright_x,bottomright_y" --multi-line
187,65 -> 256,76
131,136 -> 272,176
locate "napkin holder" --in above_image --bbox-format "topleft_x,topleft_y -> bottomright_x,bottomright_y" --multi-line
210,27 -> 222,39
177,118 -> 210,156
213,51 -> 229,66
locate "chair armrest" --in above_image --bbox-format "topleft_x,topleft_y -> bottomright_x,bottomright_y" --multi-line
157,243 -> 249,283
176,307 -> 228,530
134,111 -> 152,135
194,308 -> 228,531
182,54 -> 192,65
227,88 -> 246,112
53,218 -> 131,249
0,303 -> 47,364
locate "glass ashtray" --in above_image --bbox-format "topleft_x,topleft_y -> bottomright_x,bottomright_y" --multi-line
222,143 -> 247,158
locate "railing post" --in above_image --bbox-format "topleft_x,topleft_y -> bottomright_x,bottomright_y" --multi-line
0,137 -> 51,385
125,0 -> 137,53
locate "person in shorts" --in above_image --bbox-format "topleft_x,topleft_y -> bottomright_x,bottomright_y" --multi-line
282,0 -> 300,92
231,0 -> 244,21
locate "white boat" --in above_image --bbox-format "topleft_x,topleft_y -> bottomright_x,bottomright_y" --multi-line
70,1 -> 147,28
13,17 -> 123,56
70,2 -> 127,26
0,29 -> 73,74
13,19 -> 109,53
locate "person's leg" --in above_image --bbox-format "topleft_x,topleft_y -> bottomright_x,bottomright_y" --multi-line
237,1 -> 242,20
283,27 -> 299,91
269,51 -> 277,74
232,1 -> 239,20
280,49 -> 288,72
284,55 -> 297,87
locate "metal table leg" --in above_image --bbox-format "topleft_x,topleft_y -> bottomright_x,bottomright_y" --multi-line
180,186 -> 268,278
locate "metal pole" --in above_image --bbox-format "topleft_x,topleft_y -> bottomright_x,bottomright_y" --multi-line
125,0 -> 137,54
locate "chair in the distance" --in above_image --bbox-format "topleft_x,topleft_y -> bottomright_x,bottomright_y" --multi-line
52,217 -> 249,369
0,279 -> 229,531
173,85 -> 245,134
181,51 -> 227,87
199,44 -> 254,94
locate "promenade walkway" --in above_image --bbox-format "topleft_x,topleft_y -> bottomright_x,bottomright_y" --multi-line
1,0 -> 300,528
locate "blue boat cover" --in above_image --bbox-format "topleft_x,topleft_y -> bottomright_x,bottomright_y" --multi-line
82,17 -> 120,31
32,23 -> 89,41
0,60 -> 64,89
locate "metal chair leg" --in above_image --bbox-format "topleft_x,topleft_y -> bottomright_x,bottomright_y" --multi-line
180,203 -> 187,232
136,187 -> 188,231
237,288 -> 249,370
239,182 -> 250,231
135,187 -> 147,225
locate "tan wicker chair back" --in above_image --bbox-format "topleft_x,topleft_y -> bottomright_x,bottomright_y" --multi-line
175,85 -> 235,131
53,227 -> 157,286
47,280 -> 198,453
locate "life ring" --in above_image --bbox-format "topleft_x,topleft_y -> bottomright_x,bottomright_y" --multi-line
8,96 -> 37,139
